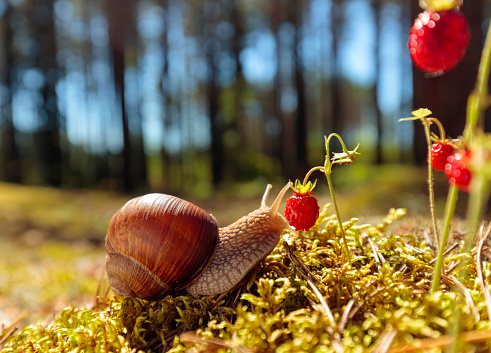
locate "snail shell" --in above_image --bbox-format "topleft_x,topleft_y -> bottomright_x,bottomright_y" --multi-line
105,193 -> 218,300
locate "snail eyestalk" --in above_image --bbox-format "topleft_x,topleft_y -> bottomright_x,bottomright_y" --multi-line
261,184 -> 272,208
270,182 -> 292,217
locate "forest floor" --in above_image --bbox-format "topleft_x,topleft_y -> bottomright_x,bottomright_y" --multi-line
0,164 -> 471,331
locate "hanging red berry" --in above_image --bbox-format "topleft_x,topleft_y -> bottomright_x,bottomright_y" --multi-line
408,10 -> 470,74
284,181 -> 320,231
428,142 -> 454,171
445,149 -> 472,192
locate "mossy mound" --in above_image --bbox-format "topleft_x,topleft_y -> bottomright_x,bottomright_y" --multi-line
2,207 -> 491,352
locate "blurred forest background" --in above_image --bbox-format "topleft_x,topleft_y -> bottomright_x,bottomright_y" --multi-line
1,0 -> 491,330
0,0 -> 490,196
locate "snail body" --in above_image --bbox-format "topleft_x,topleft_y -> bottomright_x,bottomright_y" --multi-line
105,183 -> 290,300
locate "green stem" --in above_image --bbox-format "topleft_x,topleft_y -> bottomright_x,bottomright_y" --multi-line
324,133 -> 353,265
463,19 -> 491,143
446,307 -> 464,353
465,173 -> 490,250
328,132 -> 350,151
422,119 -> 440,248
445,177 -> 489,353
302,166 -> 325,186
326,171 -> 351,265
461,19 -> 491,242
428,118 -> 446,142
430,185 -> 458,294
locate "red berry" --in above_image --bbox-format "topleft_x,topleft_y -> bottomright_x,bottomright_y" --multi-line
285,193 -> 320,231
408,10 -> 470,73
445,149 -> 472,192
428,142 -> 454,171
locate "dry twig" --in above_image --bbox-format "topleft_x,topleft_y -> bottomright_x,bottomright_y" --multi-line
449,275 -> 480,322
339,280 -> 378,331
180,332 -> 252,353
371,326 -> 397,353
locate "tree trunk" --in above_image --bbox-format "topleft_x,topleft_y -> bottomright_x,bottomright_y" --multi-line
230,0 -> 245,146
373,0 -> 383,164
330,0 -> 343,135
208,50 -> 222,188
0,4 -> 21,183
205,1 -> 223,188
105,0 -> 147,191
270,0 -> 287,175
160,1 -> 172,191
32,0 -> 62,186
291,0 -> 308,175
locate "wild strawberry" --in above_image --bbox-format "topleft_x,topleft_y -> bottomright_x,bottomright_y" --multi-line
408,10 -> 470,74
285,181 -> 320,231
445,149 -> 472,192
428,142 -> 454,171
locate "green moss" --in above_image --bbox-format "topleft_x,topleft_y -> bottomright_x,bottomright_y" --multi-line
2,207 -> 491,352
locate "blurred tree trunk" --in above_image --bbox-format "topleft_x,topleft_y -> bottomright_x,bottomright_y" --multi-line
106,0 -> 131,190
106,0 -> 147,191
0,4 -> 21,183
208,45 -> 223,188
160,1 -> 173,191
372,0 -> 383,164
205,1 -> 224,188
230,0 -> 245,145
271,0 -> 309,179
32,0 -> 62,186
83,0 -> 110,186
411,1 -> 483,163
399,0 -> 414,163
330,0 -> 343,134
271,0 -> 286,175
291,0 -> 308,175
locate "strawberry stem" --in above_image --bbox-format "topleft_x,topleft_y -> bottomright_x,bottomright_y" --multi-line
422,118 -> 441,249
400,113 -> 440,249
463,17 -> 491,144
427,117 -> 446,142
461,20 -> 491,241
430,184 -> 458,295
465,173 -> 489,250
324,133 -> 353,266
302,166 -> 325,187
325,172 -> 351,266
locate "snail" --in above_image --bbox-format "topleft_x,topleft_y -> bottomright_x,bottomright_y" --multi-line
105,183 -> 291,300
